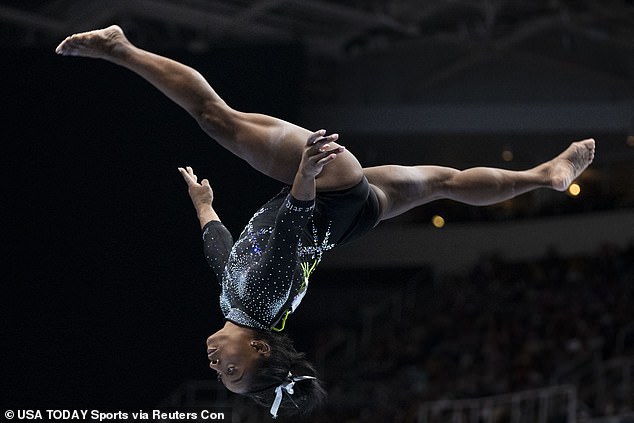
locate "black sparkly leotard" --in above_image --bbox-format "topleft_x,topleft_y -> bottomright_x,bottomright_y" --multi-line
201,177 -> 380,331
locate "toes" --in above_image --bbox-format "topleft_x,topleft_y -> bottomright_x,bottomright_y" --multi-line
56,40 -> 73,55
55,37 -> 71,54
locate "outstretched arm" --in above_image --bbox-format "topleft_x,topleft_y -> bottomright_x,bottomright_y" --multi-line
179,166 -> 231,283
178,166 -> 220,229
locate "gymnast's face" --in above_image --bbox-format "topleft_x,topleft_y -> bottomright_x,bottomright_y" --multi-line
206,322 -> 270,394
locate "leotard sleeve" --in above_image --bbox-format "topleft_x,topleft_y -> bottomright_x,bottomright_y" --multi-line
201,220 -> 233,286
239,194 -> 314,323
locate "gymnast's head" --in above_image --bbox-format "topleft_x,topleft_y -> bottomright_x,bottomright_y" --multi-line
206,322 -> 326,418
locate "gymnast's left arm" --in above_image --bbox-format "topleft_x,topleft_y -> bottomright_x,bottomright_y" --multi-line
245,130 -> 346,305
290,129 -> 345,201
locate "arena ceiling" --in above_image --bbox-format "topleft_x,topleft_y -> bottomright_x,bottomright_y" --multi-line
2,1 -> 633,62
2,1 -> 632,93
2,1 -> 634,166
3,2 -> 633,102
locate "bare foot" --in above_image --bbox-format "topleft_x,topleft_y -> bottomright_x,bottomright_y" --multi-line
549,138 -> 596,191
55,25 -> 129,59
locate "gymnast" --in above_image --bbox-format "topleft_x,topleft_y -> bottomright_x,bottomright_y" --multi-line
56,25 -> 595,418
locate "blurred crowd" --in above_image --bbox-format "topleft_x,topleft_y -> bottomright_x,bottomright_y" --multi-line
307,241 -> 634,422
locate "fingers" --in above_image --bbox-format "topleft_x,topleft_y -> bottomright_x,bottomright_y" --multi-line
302,146 -> 345,177
306,129 -> 326,146
178,166 -> 199,186
307,129 -> 339,147
301,130 -> 346,177
178,166 -> 214,191
315,146 -> 345,165
306,129 -> 342,159
309,142 -> 345,161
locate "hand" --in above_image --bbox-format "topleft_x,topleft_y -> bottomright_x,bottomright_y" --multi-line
178,166 -> 214,212
298,129 -> 345,179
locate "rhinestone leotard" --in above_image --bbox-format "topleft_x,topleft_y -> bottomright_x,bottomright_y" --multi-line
202,179 -> 381,331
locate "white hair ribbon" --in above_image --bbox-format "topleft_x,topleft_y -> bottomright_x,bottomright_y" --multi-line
269,372 -> 316,419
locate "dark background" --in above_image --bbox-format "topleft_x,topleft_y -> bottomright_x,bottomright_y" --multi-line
2,23 -> 633,421
2,3 -> 633,421
3,45 -> 314,409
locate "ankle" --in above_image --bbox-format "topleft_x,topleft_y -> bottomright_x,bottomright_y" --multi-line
532,162 -> 555,187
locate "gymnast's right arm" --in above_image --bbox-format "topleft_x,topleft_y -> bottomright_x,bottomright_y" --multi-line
178,166 -> 232,283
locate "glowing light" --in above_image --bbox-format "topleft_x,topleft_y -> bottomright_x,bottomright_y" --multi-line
432,215 -> 445,228
568,183 -> 581,197
501,150 -> 513,162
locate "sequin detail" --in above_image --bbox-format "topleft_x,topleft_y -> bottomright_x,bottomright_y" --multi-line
202,191 -> 334,330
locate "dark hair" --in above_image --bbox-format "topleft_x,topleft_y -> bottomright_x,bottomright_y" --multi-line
244,331 -> 327,418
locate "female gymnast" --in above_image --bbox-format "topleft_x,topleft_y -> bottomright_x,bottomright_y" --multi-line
56,25 -> 595,419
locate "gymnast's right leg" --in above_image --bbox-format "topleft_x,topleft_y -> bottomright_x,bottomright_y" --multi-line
55,25 -> 363,191
364,139 -> 595,221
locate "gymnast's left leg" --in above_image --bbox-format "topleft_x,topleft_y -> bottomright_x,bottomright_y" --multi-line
55,25 -> 363,191
364,139 -> 595,221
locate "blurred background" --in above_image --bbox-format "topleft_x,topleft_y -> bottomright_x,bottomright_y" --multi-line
2,1 -> 633,422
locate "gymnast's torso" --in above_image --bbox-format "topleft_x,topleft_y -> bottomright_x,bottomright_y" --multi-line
202,179 -> 380,330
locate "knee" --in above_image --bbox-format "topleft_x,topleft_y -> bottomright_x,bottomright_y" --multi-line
316,151 -> 364,191
198,102 -> 237,139
392,166 -> 460,201
425,167 -> 460,195
334,151 -> 365,187
343,154 -> 364,181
